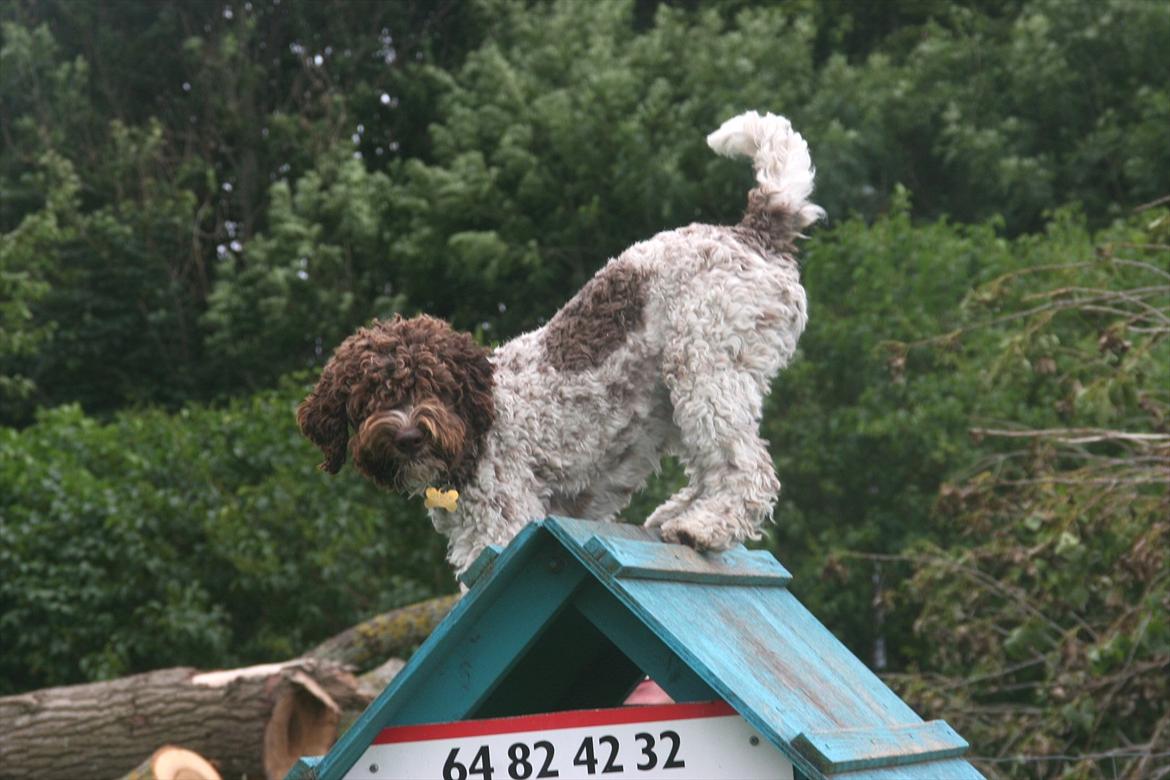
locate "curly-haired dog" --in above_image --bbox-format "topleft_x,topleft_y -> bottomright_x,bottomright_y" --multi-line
298,111 -> 824,577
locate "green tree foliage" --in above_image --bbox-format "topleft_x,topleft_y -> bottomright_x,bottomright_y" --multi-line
0,148 -> 69,410
887,215 -> 1169,779
0,377 -> 451,695
1,18 -> 217,419
0,1 -> 483,421
209,0 -> 1170,390
201,149 -> 406,388
5,0 -> 1168,418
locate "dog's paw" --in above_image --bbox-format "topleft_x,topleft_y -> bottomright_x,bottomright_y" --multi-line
643,503 -> 677,530
657,511 -> 737,552
644,487 -> 699,530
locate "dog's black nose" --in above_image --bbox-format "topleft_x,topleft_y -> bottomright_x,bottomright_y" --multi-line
394,426 -> 424,453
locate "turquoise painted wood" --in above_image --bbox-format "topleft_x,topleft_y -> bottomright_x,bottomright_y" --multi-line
301,523 -> 587,779
573,579 -> 718,702
583,534 -> 792,586
457,543 -> 503,588
793,721 -> 969,773
543,517 -> 982,780
287,517 -> 983,780
285,757 -> 321,780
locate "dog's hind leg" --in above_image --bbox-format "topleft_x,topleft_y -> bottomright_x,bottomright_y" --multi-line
647,275 -> 796,550
643,482 -> 699,530
653,370 -> 780,550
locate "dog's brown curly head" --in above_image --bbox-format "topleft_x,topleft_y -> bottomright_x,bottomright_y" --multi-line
297,315 -> 495,492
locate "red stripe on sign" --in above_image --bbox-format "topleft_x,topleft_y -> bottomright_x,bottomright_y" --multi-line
372,701 -> 735,745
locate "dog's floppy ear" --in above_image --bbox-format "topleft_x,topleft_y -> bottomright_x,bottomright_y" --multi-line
451,339 -> 495,445
297,359 -> 351,474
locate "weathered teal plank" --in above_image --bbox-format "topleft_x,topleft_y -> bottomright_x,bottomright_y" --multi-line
793,720 -> 969,773
584,534 -> 792,586
822,757 -> 985,779
542,517 -> 963,780
572,579 -> 717,703
301,524 -> 585,780
284,756 -> 321,779
546,515 -> 661,546
609,581 -> 923,737
457,543 -> 504,588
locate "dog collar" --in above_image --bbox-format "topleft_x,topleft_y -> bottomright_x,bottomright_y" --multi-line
424,487 -> 459,512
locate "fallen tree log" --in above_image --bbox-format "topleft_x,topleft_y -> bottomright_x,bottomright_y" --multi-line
358,657 -> 408,700
306,593 -> 459,672
0,659 -> 367,780
0,594 -> 456,780
118,745 -> 222,780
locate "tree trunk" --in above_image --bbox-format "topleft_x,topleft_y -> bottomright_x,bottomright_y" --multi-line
306,593 -> 459,672
117,745 -> 222,780
0,659 -> 367,780
0,595 -> 456,780
358,657 -> 408,699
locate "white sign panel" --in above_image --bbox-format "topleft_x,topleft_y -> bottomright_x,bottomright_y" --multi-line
344,701 -> 794,780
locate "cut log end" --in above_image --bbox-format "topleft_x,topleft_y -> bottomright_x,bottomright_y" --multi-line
121,745 -> 222,780
264,670 -> 344,780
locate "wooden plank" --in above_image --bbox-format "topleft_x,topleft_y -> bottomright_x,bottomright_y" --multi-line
545,516 -> 660,547
792,721 -> 969,774
284,756 -> 321,779
457,544 -> 504,588
572,580 -> 718,703
545,518 -> 983,779
819,757 -> 985,779
306,524 -> 585,780
584,535 -> 792,586
614,579 -> 924,731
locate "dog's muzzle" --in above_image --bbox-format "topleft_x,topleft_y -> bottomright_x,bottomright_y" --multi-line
351,403 -> 466,490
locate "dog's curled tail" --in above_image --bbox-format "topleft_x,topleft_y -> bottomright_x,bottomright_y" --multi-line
707,111 -> 825,236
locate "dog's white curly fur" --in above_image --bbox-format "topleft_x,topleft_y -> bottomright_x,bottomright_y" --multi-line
429,111 -> 823,575
707,110 -> 826,229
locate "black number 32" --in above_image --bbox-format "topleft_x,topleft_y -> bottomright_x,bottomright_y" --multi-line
633,730 -> 685,771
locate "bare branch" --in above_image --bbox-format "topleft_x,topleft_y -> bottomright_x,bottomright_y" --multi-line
1132,194 -> 1170,213
969,427 -> 1170,445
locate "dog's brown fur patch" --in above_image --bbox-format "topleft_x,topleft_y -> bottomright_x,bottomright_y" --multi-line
550,489 -> 593,518
542,263 -> 648,372
736,187 -> 804,256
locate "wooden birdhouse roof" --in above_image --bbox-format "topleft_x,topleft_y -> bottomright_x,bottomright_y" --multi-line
289,517 -> 982,780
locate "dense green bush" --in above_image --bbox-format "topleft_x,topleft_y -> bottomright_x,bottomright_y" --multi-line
764,203 -> 1168,684
0,378 -> 452,694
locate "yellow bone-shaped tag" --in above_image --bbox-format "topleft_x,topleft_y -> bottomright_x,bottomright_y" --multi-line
424,487 -> 459,512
